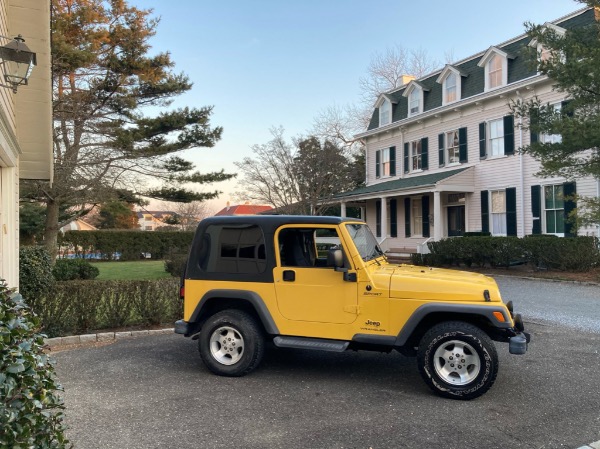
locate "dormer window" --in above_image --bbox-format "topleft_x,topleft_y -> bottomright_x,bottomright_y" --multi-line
379,98 -> 391,126
402,81 -> 428,117
375,94 -> 396,128
436,65 -> 467,105
478,46 -> 512,92
409,89 -> 420,115
529,23 -> 566,70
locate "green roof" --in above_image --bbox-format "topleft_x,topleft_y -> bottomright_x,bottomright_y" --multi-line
334,168 -> 469,199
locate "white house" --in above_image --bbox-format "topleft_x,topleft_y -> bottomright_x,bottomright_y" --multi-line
334,6 -> 599,252
0,1 -> 52,288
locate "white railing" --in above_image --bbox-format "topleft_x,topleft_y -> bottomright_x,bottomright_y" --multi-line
417,237 -> 434,254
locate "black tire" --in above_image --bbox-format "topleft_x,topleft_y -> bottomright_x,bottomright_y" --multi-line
417,321 -> 499,400
198,310 -> 264,377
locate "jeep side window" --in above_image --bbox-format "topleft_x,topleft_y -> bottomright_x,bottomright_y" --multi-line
278,227 -> 341,268
200,224 -> 266,274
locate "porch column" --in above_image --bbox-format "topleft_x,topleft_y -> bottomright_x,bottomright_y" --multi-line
433,191 -> 443,241
380,197 -> 388,238
340,202 -> 347,217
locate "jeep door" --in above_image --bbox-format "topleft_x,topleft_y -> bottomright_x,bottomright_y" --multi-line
273,226 -> 358,324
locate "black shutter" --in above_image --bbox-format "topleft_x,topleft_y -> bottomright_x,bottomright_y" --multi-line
403,143 -> 409,174
390,146 -> 396,176
479,122 -> 487,159
404,197 -> 411,237
422,196 -> 430,238
375,200 -> 381,237
561,100 -> 573,117
506,187 -> 517,236
459,127 -> 468,163
375,150 -> 380,178
531,185 -> 541,234
530,109 -> 539,144
438,133 -> 445,167
504,115 -> 515,155
390,199 -> 397,237
563,182 -> 577,237
421,137 -> 429,170
481,190 -> 489,233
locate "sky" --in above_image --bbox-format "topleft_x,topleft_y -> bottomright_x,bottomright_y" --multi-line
132,0 -> 582,212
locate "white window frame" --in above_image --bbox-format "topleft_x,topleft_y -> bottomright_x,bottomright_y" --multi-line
409,88 -> 421,116
381,147 -> 391,177
379,98 -> 391,127
488,118 -> 505,157
411,197 -> 423,238
541,102 -> 563,144
490,190 -> 507,236
478,47 -> 509,92
410,140 -> 422,172
445,130 -> 460,165
543,184 -> 565,236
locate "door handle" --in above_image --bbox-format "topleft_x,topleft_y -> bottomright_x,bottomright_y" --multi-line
283,270 -> 295,282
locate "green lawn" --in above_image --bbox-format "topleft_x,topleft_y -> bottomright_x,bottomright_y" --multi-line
91,260 -> 173,280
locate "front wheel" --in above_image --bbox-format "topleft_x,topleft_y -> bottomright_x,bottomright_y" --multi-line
417,321 -> 498,400
198,310 -> 264,377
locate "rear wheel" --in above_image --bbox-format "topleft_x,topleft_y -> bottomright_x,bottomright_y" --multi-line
199,310 -> 264,377
417,321 -> 498,400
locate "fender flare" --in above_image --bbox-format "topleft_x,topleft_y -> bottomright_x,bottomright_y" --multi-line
189,289 -> 280,335
394,303 -> 511,346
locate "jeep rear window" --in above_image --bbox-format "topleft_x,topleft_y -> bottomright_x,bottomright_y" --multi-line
200,224 -> 267,274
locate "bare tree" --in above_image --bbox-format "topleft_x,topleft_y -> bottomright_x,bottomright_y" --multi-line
168,201 -> 214,231
312,45 -> 439,148
359,45 -> 439,105
234,127 -> 301,213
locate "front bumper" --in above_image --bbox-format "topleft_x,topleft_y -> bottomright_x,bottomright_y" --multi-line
509,331 -> 530,354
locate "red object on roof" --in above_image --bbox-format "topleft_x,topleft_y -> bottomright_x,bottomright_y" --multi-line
215,204 -> 273,216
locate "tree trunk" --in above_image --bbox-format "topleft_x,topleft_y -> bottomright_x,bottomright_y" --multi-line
44,199 -> 60,262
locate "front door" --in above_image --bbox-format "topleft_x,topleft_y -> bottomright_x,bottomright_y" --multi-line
447,206 -> 465,237
273,226 -> 358,324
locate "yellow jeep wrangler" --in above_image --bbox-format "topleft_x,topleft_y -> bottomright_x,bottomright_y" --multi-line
175,215 -> 529,400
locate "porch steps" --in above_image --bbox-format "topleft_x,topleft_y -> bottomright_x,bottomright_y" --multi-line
386,247 -> 417,264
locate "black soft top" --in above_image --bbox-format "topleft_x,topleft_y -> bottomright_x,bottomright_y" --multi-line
197,215 -> 363,234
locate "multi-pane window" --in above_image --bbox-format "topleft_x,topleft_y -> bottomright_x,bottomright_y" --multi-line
445,72 -> 457,103
446,130 -> 460,164
544,184 -> 565,235
412,199 -> 422,237
488,54 -> 503,89
490,190 -> 507,236
541,103 -> 563,144
381,148 -> 391,176
409,88 -> 420,115
410,140 -> 422,171
379,99 -> 391,126
489,119 -> 504,157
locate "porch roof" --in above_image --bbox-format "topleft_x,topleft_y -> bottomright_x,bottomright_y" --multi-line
333,167 -> 473,201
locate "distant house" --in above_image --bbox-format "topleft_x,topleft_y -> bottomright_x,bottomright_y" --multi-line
215,203 -> 273,216
136,210 -> 176,231
59,219 -> 97,233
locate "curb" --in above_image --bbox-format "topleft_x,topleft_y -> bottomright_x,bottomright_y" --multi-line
484,273 -> 600,286
578,441 -> 600,449
44,328 -> 174,347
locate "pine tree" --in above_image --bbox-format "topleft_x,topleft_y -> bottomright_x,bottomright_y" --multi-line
23,0 -> 234,257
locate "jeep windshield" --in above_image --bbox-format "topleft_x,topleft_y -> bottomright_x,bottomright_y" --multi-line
345,223 -> 385,262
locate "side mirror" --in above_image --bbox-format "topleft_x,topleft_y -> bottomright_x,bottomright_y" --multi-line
327,249 -> 344,269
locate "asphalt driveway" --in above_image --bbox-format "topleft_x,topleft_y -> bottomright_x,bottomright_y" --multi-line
54,278 -> 600,449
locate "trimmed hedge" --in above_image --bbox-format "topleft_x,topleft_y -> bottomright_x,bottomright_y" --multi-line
58,230 -> 194,261
412,236 -> 600,271
52,259 -> 100,281
30,278 -> 181,337
0,282 -> 69,448
19,246 -> 55,303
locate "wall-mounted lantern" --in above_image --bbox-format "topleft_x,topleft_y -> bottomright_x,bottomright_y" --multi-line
0,34 -> 36,93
